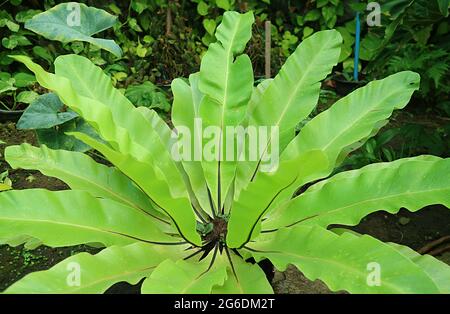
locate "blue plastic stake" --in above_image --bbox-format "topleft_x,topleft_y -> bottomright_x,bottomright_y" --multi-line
354,11 -> 361,81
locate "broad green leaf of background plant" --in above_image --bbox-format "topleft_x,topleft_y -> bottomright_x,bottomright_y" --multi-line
249,225 -> 440,293
0,78 -> 16,94
264,156 -> 450,230
13,72 -> 36,88
5,243 -> 184,294
17,93 -> 78,129
125,82 -> 170,112
25,2 -> 122,57
16,91 -> 39,104
198,11 -> 254,211
35,118 -> 100,152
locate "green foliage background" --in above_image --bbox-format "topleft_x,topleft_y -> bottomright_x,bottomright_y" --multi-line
1,1 -> 446,87
0,0 -> 448,158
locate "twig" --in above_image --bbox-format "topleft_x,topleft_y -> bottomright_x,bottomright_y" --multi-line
264,21 -> 271,79
428,244 -> 450,256
166,1 -> 173,36
418,235 -> 450,254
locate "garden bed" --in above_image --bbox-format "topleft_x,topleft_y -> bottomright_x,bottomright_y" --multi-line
1,122 -> 448,294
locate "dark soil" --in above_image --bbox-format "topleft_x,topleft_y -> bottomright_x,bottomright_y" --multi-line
0,122 -> 67,191
0,122 -> 449,294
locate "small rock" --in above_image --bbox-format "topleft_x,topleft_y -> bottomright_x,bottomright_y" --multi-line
399,217 -> 410,225
272,270 -> 285,284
